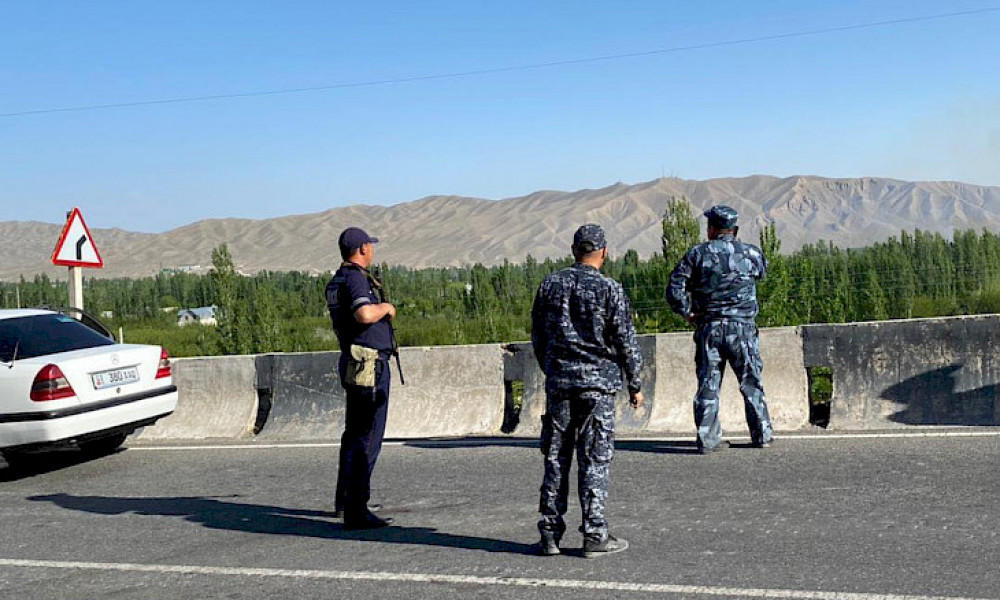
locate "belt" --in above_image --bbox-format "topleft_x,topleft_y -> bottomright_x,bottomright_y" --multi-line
697,315 -> 755,324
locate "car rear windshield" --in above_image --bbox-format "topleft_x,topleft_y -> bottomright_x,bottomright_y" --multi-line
0,314 -> 115,362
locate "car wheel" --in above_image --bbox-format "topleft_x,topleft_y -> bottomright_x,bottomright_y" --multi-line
79,433 -> 128,456
1,449 -> 33,470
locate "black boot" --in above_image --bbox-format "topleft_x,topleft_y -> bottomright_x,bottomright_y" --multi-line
344,511 -> 393,530
537,530 -> 561,556
333,503 -> 382,519
583,534 -> 629,558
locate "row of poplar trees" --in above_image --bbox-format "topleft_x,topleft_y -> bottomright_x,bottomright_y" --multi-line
5,197 -> 1000,355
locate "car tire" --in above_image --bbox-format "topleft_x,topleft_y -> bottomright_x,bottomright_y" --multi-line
1,449 -> 32,470
79,433 -> 128,456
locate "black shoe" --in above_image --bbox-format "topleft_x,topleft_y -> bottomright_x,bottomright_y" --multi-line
537,531 -> 561,556
344,513 -> 393,530
583,534 -> 629,558
751,439 -> 773,449
333,503 -> 382,519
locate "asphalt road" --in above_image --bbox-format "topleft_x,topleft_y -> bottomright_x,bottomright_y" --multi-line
1,431 -> 998,600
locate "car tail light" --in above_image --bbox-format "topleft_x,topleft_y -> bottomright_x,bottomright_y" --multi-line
156,348 -> 172,379
31,365 -> 76,402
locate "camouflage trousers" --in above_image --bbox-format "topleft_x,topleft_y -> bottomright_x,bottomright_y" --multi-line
694,319 -> 773,450
538,389 -> 615,539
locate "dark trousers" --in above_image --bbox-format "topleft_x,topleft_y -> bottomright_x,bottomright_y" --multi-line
335,356 -> 390,518
538,389 -> 616,539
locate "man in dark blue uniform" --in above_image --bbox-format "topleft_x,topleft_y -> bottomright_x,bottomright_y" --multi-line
531,224 -> 645,558
325,227 -> 396,530
666,206 -> 774,454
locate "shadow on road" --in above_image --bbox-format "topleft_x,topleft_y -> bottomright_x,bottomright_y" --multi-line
401,437 -> 538,450
0,449 -> 120,482
403,437 -> 707,455
616,440 -> 702,454
28,493 -> 536,555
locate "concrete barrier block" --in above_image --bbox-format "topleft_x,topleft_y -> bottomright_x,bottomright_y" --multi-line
759,327 -> 810,431
803,316 -> 1000,429
648,327 -> 809,434
505,335 -> 656,435
502,342 -> 545,436
255,352 -> 345,441
647,331 -> 696,432
387,344 -> 504,438
614,335 -> 657,433
138,355 -> 258,440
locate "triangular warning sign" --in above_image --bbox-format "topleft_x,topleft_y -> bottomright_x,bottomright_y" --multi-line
52,207 -> 104,268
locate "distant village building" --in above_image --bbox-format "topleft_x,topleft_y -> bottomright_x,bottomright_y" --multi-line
161,265 -> 204,275
177,306 -> 218,327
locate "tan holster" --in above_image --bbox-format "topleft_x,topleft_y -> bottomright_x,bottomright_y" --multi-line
345,344 -> 380,387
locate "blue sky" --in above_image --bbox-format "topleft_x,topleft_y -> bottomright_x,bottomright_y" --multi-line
2,1 -> 999,232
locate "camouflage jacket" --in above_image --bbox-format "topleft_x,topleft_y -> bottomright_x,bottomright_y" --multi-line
667,233 -> 768,321
531,263 -> 643,394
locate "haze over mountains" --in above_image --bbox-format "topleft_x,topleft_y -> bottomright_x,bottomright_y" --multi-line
4,175 -> 1000,280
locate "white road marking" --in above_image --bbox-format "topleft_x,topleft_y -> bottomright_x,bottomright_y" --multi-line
0,558 -> 991,600
128,442 -> 348,451
127,430 -> 1000,451
764,431 -> 1000,440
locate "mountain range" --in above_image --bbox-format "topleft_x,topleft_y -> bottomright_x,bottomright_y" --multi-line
4,174 -> 1000,280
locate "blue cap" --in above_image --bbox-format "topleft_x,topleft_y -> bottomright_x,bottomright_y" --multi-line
338,227 -> 379,254
573,223 -> 607,252
703,205 -> 739,229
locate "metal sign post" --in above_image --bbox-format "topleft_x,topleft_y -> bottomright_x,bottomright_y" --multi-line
51,207 -> 104,311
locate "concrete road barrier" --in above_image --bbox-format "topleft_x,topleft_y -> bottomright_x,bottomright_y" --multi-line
253,347 -> 504,441
505,337 -> 658,436
643,327 -> 809,435
387,345 -> 504,438
155,315 -> 1000,442
803,315 -> 1000,428
253,352 -> 345,441
508,330 -> 808,437
137,355 -> 258,440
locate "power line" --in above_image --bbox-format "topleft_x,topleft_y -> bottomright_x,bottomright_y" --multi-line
2,6 -> 998,119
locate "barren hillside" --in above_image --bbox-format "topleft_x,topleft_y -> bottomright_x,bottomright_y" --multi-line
3,175 -> 999,280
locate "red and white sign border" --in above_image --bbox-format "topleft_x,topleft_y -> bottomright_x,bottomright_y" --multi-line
51,207 -> 104,268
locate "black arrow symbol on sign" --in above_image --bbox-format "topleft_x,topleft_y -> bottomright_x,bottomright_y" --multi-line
75,235 -> 87,261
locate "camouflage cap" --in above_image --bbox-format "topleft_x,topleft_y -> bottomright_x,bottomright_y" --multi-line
572,223 -> 607,252
703,205 -> 739,229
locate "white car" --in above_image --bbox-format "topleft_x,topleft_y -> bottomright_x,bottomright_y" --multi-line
0,308 -> 178,464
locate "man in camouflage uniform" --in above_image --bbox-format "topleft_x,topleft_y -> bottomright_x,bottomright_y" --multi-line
667,205 -> 774,454
531,224 -> 644,558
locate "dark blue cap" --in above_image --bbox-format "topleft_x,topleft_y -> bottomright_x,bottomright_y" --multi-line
573,223 -> 607,252
703,205 -> 739,229
338,227 -> 379,254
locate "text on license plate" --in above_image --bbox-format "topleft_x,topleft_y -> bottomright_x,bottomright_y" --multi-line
92,366 -> 140,390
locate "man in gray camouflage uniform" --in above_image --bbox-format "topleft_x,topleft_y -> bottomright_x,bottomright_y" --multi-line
531,224 -> 644,558
667,205 -> 774,454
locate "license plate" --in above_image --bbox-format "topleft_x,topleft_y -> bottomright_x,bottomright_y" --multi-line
92,366 -> 140,390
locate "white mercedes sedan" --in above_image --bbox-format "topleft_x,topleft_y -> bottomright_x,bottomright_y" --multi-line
0,308 -> 177,464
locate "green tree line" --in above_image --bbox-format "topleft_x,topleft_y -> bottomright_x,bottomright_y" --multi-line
6,200 -> 1000,356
